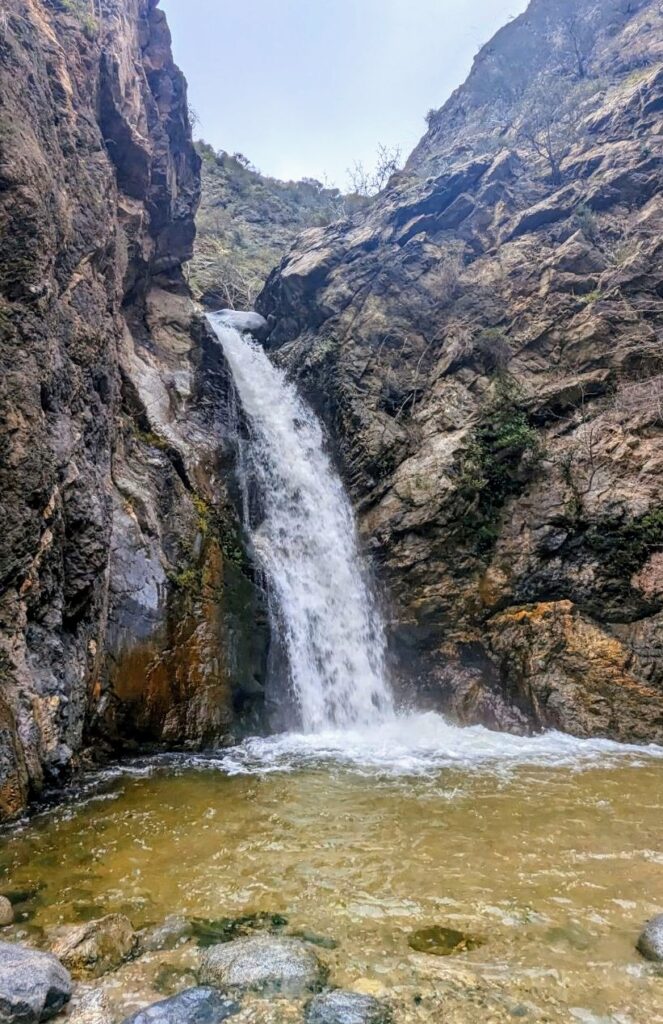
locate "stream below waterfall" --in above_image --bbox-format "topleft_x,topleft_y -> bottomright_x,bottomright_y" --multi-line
2,749 -> 663,1023
2,318 -> 663,1024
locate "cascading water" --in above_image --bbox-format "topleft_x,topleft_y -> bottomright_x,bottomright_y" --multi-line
208,311 -> 663,774
209,313 -> 394,732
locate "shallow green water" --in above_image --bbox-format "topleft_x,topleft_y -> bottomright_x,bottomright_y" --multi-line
2,744 -> 663,1023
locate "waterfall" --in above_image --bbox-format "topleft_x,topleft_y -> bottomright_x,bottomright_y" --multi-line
209,314 -> 395,733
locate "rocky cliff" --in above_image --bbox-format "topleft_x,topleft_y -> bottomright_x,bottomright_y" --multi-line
0,0 -> 265,820
259,0 -> 663,742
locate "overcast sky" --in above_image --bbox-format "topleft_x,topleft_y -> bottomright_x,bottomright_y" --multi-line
160,0 -> 529,187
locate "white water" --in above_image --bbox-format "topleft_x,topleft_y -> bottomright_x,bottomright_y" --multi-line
209,313 -> 663,774
210,315 -> 394,732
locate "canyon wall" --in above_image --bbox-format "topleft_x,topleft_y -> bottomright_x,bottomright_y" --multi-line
0,0 -> 265,820
259,0 -> 663,742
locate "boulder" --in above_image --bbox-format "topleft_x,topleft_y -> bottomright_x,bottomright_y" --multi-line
212,310 -> 269,341
0,941 -> 72,1024
306,990 -> 392,1024
0,898 -> 14,927
120,988 -> 240,1024
198,935 -> 327,996
636,914 -> 663,961
49,914 -> 139,977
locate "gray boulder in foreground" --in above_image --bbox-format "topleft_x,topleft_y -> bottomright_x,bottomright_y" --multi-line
121,988 -> 239,1024
306,990 -> 392,1024
199,935 -> 327,995
0,941 -> 72,1024
637,914 -> 663,961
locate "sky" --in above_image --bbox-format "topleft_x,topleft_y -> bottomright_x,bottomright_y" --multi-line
160,0 -> 529,188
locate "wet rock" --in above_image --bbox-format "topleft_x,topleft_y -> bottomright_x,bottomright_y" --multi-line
199,935 -> 327,996
636,914 -> 663,961
408,925 -> 484,956
0,897 -> 14,927
0,941 -> 72,1023
141,916 -> 193,952
65,988 -> 114,1024
214,310 -> 269,341
306,991 -> 392,1024
49,914 -> 139,978
120,988 -> 240,1024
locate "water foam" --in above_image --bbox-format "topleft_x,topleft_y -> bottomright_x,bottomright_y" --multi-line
209,712 -> 663,778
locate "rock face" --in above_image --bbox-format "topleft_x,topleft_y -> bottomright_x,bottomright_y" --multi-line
120,988 -> 240,1024
198,936 -> 327,996
0,941 -> 72,1024
258,0 -> 663,742
0,0 -> 268,820
49,914 -> 139,978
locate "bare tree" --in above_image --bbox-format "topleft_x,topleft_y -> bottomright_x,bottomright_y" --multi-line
557,12 -> 593,78
347,144 -> 402,197
517,75 -> 594,186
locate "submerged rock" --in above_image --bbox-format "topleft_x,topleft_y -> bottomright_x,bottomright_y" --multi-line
120,988 -> 240,1024
49,914 -> 139,977
0,941 -> 72,1023
306,990 -> 392,1024
199,935 -> 327,995
408,925 -> 484,956
141,916 -> 193,952
191,912 -> 288,948
636,914 -> 663,961
0,897 -> 14,927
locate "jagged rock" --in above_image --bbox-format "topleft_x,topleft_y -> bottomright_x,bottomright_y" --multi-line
49,914 -> 139,978
120,988 -> 240,1024
306,991 -> 392,1024
636,914 -> 663,962
0,941 -> 72,1023
198,936 -> 327,995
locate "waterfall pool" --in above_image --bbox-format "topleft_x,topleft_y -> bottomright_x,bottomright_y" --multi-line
2,721 -> 663,1024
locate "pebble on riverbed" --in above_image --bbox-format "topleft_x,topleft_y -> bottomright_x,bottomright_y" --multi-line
306,990 -> 392,1024
636,913 -> 663,961
0,941 -> 72,1024
199,935 -> 328,996
0,896 -> 15,926
120,987 -> 240,1024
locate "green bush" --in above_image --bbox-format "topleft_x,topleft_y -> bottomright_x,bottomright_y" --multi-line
456,376 -> 542,554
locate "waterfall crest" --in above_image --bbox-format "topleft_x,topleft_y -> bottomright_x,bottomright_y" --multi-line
209,315 -> 394,733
